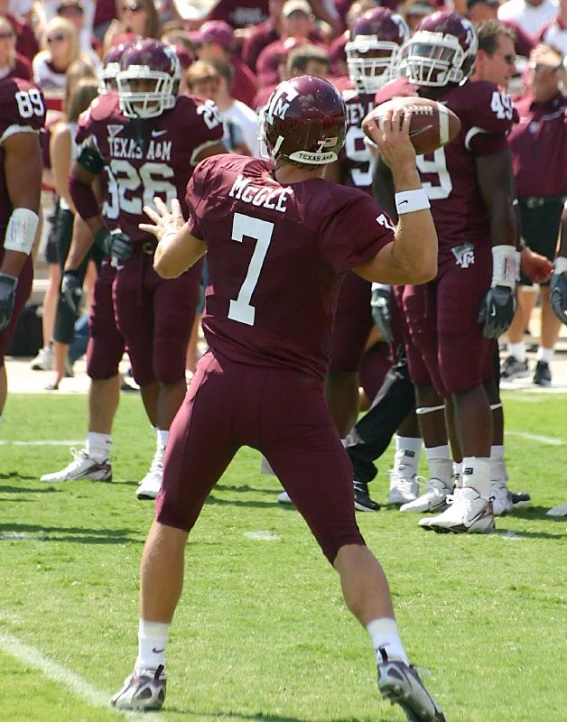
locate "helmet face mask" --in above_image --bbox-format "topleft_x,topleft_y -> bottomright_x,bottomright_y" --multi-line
260,76 -> 347,166
399,12 -> 478,88
117,41 -> 181,118
346,39 -> 404,94
346,8 -> 410,95
100,62 -> 120,93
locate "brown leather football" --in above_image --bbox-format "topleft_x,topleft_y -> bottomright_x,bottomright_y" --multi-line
362,97 -> 461,156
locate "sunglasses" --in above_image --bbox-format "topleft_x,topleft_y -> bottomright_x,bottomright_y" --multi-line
122,3 -> 143,11
0,32 -> 14,39
47,33 -> 67,43
530,62 -> 562,75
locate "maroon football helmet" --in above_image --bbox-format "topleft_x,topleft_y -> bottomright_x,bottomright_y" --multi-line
346,8 -> 410,94
99,42 -> 133,94
399,11 -> 478,87
116,40 -> 181,118
261,75 -> 346,165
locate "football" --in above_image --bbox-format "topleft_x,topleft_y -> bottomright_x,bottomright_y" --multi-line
361,97 -> 461,156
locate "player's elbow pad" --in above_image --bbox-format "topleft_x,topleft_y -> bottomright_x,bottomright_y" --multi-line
68,174 -> 100,222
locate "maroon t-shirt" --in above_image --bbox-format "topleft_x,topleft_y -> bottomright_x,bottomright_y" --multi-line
207,0 -> 269,28
375,77 -> 517,247
185,154 -> 393,380
242,20 -> 324,72
0,77 -> 46,241
5,13 -> 39,63
340,89 -> 375,193
231,57 -> 258,108
76,91 -> 224,244
508,92 -> 567,197
503,19 -> 535,58
8,55 -> 32,82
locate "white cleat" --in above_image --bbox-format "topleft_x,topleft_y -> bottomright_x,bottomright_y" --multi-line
378,650 -> 447,721
547,503 -> 567,517
490,480 -> 513,517
387,466 -> 419,506
277,490 -> 294,505
40,449 -> 112,483
420,486 -> 494,534
136,452 -> 163,500
400,478 -> 451,513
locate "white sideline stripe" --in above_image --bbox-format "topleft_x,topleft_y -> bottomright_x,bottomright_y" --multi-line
507,431 -> 566,447
0,439 -> 83,446
0,630 -> 165,722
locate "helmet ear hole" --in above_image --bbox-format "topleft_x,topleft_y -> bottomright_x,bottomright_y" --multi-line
263,76 -> 347,166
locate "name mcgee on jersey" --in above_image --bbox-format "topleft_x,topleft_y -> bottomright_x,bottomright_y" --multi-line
229,174 -> 292,213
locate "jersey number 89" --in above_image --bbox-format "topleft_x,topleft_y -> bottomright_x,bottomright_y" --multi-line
15,89 -> 45,119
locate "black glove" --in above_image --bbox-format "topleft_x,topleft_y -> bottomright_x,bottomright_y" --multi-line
550,271 -> 567,325
370,285 -> 393,344
94,228 -> 132,262
478,285 -> 516,339
0,272 -> 18,331
61,269 -> 83,315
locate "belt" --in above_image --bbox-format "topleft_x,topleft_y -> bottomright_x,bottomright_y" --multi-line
521,195 -> 566,209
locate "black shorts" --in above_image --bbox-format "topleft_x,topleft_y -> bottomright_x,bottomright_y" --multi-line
518,198 -> 564,286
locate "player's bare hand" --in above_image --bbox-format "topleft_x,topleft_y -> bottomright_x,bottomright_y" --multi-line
520,247 -> 554,284
365,108 -> 417,177
139,197 -> 184,241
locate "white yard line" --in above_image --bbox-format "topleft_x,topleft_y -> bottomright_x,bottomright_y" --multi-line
0,439 -> 83,446
0,630 -> 166,722
506,431 -> 566,446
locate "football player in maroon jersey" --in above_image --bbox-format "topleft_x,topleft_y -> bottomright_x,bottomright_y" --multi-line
0,77 -> 45,422
41,40 -> 226,498
374,12 -> 518,532
324,8 -> 410,437
41,41 -> 132,487
110,75 -> 446,721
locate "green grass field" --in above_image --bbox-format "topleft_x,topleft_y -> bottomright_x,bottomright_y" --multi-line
1,392 -> 566,722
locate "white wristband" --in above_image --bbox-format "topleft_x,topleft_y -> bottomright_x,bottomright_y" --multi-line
555,256 -> 567,274
4,208 -> 39,255
395,189 -> 430,215
491,245 -> 517,289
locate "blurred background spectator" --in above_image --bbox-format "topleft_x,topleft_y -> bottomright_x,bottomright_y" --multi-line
0,14 -> 32,78
498,0 -> 559,39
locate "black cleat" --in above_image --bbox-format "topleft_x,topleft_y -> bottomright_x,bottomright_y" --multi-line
353,479 -> 380,511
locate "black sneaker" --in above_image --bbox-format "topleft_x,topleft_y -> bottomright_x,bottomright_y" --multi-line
353,480 -> 380,512
500,355 -> 529,380
510,490 -> 531,507
533,360 -> 551,387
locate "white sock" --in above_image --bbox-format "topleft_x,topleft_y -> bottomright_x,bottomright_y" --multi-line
394,436 -> 422,473
86,432 -> 112,463
462,457 -> 491,498
453,461 -> 463,487
508,342 -> 526,362
136,620 -> 169,673
490,446 -> 508,483
536,347 -> 554,363
367,618 -> 408,665
156,429 -> 169,452
424,449 -> 453,487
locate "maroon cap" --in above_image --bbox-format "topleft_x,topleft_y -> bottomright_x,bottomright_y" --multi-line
197,20 -> 236,52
